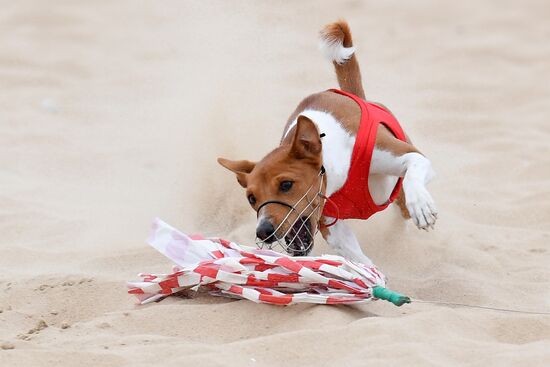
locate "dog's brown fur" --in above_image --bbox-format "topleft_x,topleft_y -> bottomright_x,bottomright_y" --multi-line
219,20 -> 422,240
219,115 -> 326,236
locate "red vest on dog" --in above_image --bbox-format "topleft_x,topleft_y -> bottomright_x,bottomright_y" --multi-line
322,89 -> 407,220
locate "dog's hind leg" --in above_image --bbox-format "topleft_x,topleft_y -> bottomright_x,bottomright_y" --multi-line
321,220 -> 374,265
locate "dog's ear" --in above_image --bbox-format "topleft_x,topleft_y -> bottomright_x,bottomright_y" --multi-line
217,158 -> 256,188
290,115 -> 322,159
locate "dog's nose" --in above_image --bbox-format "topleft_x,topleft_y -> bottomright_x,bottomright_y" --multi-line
256,220 -> 275,242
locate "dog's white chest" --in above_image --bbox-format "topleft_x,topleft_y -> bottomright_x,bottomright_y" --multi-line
285,110 -> 353,196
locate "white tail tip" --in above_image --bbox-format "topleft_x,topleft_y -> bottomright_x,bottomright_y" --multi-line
319,37 -> 355,65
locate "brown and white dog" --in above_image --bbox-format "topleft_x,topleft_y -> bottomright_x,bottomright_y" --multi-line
218,20 -> 437,265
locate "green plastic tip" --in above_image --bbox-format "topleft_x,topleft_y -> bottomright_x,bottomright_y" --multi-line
373,286 -> 411,307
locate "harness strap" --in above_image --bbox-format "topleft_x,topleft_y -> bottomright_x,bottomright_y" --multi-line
256,200 -> 294,216
319,194 -> 339,228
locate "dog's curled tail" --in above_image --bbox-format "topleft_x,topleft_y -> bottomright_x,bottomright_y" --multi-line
319,20 -> 365,99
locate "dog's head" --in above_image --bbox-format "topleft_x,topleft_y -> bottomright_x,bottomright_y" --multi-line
218,115 -> 325,256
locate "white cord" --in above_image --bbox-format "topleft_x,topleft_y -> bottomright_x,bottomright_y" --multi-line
411,299 -> 550,315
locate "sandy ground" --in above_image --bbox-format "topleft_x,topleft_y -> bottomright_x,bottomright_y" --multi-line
1,1 -> 550,366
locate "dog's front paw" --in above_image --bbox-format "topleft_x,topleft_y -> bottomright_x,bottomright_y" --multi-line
404,183 -> 438,230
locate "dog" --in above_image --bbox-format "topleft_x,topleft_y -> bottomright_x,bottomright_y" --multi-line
217,20 -> 437,265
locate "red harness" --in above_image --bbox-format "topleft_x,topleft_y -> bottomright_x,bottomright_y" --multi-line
321,89 -> 407,221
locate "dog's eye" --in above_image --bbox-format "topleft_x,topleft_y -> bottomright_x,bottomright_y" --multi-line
248,194 -> 256,205
280,181 -> 293,192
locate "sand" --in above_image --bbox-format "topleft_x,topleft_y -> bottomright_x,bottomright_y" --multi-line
1,1 -> 550,366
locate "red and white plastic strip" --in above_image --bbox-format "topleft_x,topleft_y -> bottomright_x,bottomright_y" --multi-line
127,218 -> 386,305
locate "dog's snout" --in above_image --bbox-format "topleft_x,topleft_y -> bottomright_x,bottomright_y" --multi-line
256,220 -> 275,242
